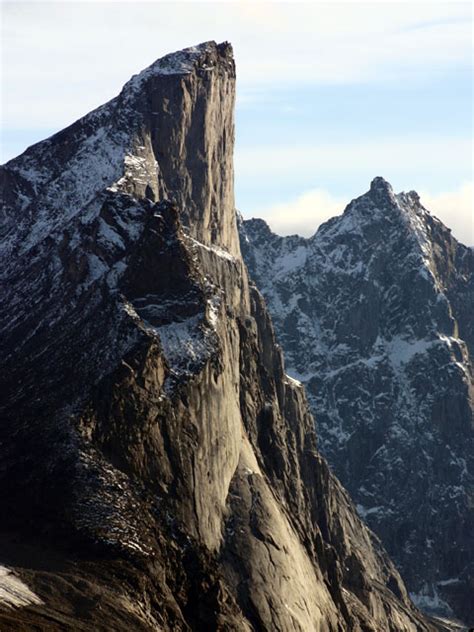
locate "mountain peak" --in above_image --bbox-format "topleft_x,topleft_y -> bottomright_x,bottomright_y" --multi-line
1,44 -> 442,631
367,176 -> 396,205
240,177 -> 474,623
1,40 -> 238,264
125,41 -> 234,89
370,176 -> 392,191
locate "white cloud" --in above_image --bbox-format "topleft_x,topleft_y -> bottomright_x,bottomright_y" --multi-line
419,182 -> 473,246
252,188 -> 347,237
249,182 -> 473,245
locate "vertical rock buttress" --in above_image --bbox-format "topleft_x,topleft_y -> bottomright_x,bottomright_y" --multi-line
0,42 -> 437,631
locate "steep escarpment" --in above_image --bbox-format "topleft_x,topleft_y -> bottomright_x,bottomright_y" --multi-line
1,45 -> 435,630
240,178 -> 474,624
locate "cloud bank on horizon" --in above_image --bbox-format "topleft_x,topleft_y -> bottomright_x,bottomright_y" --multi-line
252,181 -> 473,246
1,1 -> 472,244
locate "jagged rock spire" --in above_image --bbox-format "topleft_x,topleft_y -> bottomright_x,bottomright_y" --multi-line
367,175 -> 397,206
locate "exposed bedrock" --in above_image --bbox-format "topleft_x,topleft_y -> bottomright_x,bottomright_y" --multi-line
0,43 -> 440,630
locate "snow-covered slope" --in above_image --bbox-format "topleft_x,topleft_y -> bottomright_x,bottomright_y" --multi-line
0,47 -> 437,630
240,177 -> 474,623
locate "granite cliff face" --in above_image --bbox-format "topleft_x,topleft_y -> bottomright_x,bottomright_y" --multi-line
1,44 -> 438,630
239,178 -> 474,624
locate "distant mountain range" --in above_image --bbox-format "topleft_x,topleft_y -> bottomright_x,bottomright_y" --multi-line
240,177 -> 474,624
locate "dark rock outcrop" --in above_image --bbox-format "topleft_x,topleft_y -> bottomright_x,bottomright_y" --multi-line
239,177 -> 474,624
1,44 -> 438,630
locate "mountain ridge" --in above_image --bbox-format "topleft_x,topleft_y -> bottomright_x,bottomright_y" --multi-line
239,177 -> 474,623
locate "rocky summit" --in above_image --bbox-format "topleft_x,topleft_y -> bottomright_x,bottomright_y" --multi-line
239,177 -> 474,625
0,42 -> 445,631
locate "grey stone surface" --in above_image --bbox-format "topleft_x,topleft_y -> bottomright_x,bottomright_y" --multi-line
240,177 -> 474,624
0,44 -> 439,630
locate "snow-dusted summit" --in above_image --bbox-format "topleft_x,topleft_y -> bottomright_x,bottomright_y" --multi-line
240,177 -> 474,624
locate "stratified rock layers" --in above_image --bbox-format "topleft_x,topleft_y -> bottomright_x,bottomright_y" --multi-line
1,44 -> 434,630
240,178 -> 474,623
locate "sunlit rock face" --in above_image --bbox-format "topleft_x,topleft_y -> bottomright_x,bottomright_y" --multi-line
240,177 -> 474,624
0,44 -> 436,630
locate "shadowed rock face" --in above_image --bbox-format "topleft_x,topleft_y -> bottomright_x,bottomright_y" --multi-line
239,177 -> 474,624
1,43 -> 437,630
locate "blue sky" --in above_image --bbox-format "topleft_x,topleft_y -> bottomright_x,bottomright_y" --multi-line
1,1 -> 472,242
235,71 -> 472,202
